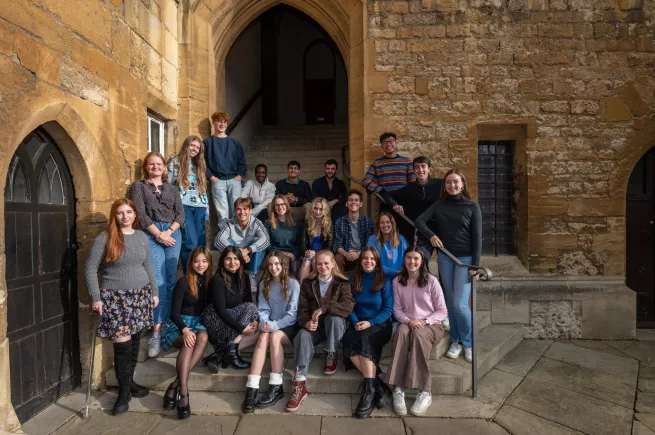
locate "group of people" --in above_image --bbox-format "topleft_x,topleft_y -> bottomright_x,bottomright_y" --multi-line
84,111 -> 482,420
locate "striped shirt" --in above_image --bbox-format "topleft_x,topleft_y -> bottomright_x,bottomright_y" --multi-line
361,155 -> 416,193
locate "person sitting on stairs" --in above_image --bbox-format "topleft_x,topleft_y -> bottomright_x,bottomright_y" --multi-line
201,246 -> 261,373
285,250 -> 355,412
160,246 -> 211,419
242,252 -> 301,413
275,160 -> 313,221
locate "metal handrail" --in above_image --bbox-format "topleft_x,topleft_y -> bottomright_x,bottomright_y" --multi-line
226,88 -> 263,136
341,145 -> 492,397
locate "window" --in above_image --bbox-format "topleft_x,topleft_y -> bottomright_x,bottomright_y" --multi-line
147,115 -> 165,155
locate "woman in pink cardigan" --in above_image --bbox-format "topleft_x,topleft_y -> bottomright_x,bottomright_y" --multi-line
384,246 -> 448,417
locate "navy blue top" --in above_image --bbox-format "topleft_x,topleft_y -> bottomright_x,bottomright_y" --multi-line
348,270 -> 393,326
203,136 -> 247,180
311,176 -> 347,205
311,236 -> 323,251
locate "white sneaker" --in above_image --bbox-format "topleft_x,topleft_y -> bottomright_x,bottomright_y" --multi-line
464,347 -> 473,363
442,318 -> 450,331
410,391 -> 432,416
392,388 -> 407,416
446,342 -> 462,359
148,333 -> 161,358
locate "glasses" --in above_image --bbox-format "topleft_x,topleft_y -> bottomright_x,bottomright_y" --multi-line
381,139 -> 396,145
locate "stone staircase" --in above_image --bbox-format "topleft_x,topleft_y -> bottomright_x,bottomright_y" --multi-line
245,125 -> 348,184
107,311 -> 524,397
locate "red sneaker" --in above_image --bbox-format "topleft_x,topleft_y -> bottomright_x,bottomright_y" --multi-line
285,380 -> 307,412
324,352 -> 337,375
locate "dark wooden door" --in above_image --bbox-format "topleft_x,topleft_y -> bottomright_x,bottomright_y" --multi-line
4,128 -> 80,422
626,147 -> 655,326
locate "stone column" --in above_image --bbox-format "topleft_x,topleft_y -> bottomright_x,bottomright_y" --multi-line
0,339 -> 21,434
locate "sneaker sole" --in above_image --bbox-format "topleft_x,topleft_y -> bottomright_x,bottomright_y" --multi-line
285,394 -> 307,412
323,370 -> 337,375
393,406 -> 407,416
410,407 -> 429,416
445,352 -> 461,359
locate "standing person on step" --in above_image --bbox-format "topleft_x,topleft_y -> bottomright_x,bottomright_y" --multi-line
242,252 -> 301,413
214,197 -> 270,293
275,160 -> 313,221
241,164 -> 276,222
85,198 -> 159,416
167,136 -> 209,274
333,190 -> 374,273
130,152 -> 184,358
415,169 -> 481,364
299,197 -> 333,284
311,159 -> 348,222
201,246 -> 261,373
285,250 -> 355,412
265,194 -> 306,278
385,246 -> 448,417
343,246 -> 393,419
366,212 -> 408,280
204,112 -> 246,222
161,246 -> 211,419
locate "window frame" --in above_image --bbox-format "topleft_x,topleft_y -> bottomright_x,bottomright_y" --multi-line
147,115 -> 166,155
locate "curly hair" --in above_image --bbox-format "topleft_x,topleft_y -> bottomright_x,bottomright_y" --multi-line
305,197 -> 332,240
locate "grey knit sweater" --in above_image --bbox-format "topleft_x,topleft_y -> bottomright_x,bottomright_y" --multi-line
84,230 -> 159,303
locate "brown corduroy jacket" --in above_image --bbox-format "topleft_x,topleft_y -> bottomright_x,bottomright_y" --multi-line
297,276 -> 355,327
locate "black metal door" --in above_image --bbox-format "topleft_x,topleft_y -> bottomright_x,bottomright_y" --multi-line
4,128 -> 80,422
626,147 -> 655,326
478,141 -> 515,256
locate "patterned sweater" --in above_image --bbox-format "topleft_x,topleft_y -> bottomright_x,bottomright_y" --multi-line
361,155 -> 416,193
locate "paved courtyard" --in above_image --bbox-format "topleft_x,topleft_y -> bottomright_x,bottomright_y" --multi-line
21,335 -> 655,435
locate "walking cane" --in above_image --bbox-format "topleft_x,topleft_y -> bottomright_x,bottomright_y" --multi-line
83,313 -> 100,419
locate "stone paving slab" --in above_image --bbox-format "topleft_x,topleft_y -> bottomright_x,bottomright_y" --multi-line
320,417 -> 405,435
641,378 -> 655,393
92,390 -> 243,415
638,392 -> 655,414
51,410 -> 162,435
506,378 -> 633,435
403,417 -> 505,435
253,393 -> 353,416
527,357 -> 636,408
608,341 -> 655,363
642,364 -> 655,380
634,421 -> 655,435
494,339 -> 552,377
234,415 -> 320,435
636,413 -> 655,432
494,405 -> 583,435
567,339 -> 634,358
544,342 -> 639,385
476,368 -> 523,404
149,415 -> 239,435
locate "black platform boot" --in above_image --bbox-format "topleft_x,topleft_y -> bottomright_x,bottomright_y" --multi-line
374,376 -> 392,409
222,343 -> 250,370
130,330 -> 149,398
256,384 -> 284,408
202,348 -> 224,374
112,341 -> 132,416
354,379 -> 376,419
242,387 -> 258,413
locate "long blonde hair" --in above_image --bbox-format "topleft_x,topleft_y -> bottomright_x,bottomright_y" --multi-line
185,246 -> 213,299
141,152 -> 169,182
307,250 -> 348,281
268,194 -> 295,230
305,197 -> 332,240
261,251 -> 296,302
375,212 -> 400,249
176,136 -> 207,195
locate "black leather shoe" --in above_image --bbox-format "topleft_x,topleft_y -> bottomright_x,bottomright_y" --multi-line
222,343 -> 250,370
374,376 -> 392,409
354,380 -> 376,419
256,385 -> 284,408
163,382 -> 178,410
242,387 -> 258,413
177,392 -> 191,419
203,350 -> 224,374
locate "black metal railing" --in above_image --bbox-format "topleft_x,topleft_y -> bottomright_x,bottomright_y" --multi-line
226,88 -> 263,136
341,145 -> 492,398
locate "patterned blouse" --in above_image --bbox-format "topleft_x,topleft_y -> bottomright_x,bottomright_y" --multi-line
129,179 -> 185,228
167,156 -> 209,208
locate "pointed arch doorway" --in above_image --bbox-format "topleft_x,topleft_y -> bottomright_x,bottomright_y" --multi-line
4,127 -> 80,422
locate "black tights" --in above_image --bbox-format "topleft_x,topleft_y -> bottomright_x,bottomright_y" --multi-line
166,330 -> 209,407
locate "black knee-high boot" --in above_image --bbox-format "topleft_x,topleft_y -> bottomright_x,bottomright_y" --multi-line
113,341 -> 132,415
130,330 -> 149,398
222,342 -> 250,370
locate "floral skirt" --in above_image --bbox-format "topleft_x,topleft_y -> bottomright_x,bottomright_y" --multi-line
160,315 -> 207,351
97,285 -> 154,339
343,319 -> 392,371
201,302 -> 259,350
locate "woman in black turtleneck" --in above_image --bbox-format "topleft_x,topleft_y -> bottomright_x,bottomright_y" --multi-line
201,246 -> 260,373
415,169 -> 481,365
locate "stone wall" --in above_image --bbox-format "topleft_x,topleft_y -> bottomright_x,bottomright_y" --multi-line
364,0 -> 655,274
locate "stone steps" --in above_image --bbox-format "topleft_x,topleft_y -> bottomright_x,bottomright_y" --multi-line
114,319 -> 523,396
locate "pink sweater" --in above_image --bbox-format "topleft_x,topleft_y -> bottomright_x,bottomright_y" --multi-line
392,274 -> 448,325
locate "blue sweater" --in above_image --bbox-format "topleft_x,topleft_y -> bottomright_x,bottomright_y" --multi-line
203,136 -> 247,180
348,271 -> 393,326
257,279 -> 300,331
367,234 -> 408,279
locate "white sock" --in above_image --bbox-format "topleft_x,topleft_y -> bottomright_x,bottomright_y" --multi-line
269,372 -> 283,385
295,374 -> 307,382
246,374 -> 261,389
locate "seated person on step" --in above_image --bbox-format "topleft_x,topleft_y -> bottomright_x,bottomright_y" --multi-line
367,212 -> 408,281
311,159 -> 348,223
214,197 -> 270,292
385,246 -> 447,417
242,252 -> 301,413
299,197 -> 333,284
333,190 -> 375,273
265,194 -> 306,278
285,250 -> 355,413
275,160 -> 313,221
241,164 -> 275,222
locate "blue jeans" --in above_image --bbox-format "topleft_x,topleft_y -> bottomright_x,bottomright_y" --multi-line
211,178 -> 242,221
418,237 -> 437,263
181,205 -> 208,273
438,254 -> 472,348
147,222 -> 183,325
